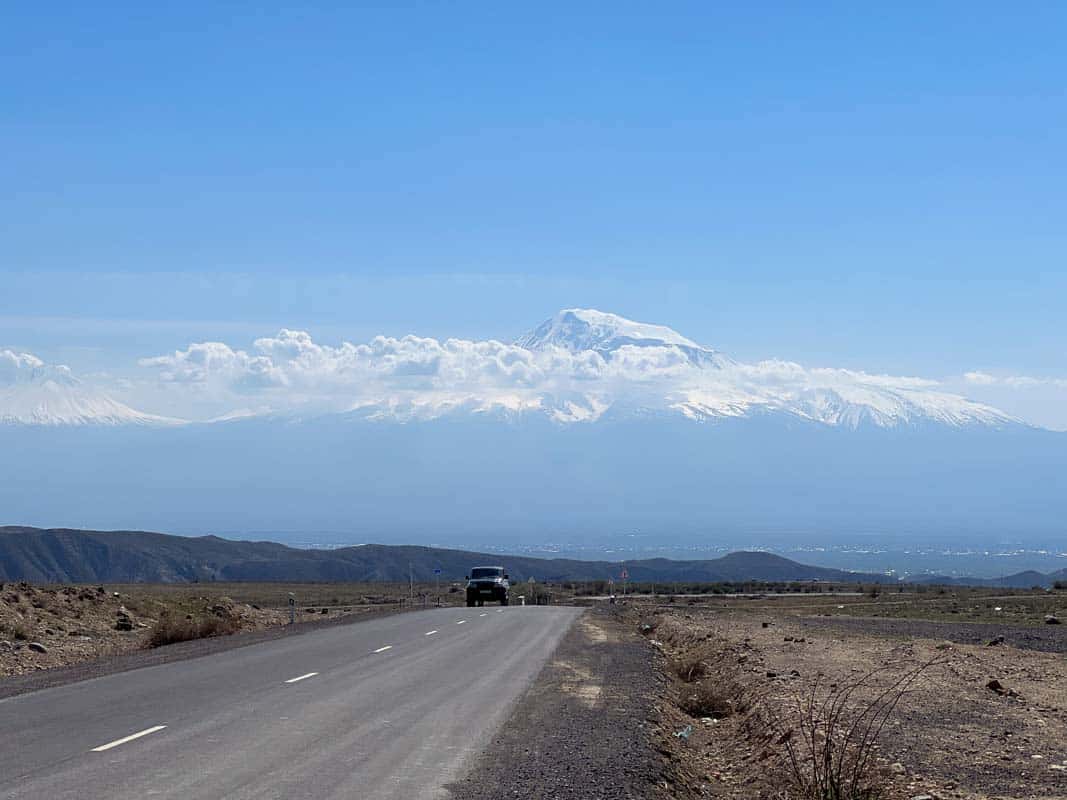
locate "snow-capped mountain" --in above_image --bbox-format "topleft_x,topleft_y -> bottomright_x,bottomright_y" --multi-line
510,309 -> 1015,429
1,311 -> 1021,429
0,352 -> 178,427
516,308 -> 734,369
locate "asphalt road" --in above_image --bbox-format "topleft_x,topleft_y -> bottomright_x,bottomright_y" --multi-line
0,605 -> 584,799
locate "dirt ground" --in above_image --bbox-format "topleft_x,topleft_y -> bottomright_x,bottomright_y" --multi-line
0,581 -> 453,677
639,606 -> 1067,800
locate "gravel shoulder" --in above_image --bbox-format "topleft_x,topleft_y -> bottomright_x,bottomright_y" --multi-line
447,607 -> 668,800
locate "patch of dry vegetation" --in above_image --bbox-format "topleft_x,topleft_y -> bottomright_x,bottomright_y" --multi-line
637,607 -> 1067,800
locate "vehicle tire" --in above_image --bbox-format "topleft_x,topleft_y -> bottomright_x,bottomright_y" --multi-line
501,597 -> 509,606
466,597 -> 475,607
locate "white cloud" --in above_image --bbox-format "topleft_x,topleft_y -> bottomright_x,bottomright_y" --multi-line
963,371 -> 1067,389
0,349 -> 75,386
137,327 -> 1015,427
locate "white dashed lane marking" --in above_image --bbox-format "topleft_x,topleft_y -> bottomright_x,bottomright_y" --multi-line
284,672 -> 319,684
373,645 -> 393,653
456,620 -> 466,625
90,725 -> 167,753
425,630 -> 438,636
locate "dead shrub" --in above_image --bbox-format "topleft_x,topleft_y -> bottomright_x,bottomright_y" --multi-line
767,658 -> 943,800
146,612 -> 240,648
1,620 -> 30,641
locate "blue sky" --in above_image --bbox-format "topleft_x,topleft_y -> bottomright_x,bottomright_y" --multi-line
2,3 -> 1065,424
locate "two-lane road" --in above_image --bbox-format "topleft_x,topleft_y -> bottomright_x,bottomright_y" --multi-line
0,606 -> 584,799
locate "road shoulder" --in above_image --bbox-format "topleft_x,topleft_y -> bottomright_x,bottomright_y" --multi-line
447,606 -> 667,800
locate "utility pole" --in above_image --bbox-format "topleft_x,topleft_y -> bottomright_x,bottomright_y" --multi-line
409,562 -> 414,604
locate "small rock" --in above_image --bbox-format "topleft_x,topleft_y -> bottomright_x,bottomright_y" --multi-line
1045,615 -> 1061,625
986,635 -> 1005,647
761,621 -> 771,628
0,640 -> 12,651
890,762 -> 906,775
910,795 -> 934,800
766,671 -> 778,678
27,642 -> 47,653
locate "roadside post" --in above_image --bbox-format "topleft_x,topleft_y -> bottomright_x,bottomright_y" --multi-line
288,593 -> 295,625
620,568 -> 629,598
527,576 -> 535,606
434,567 -> 442,606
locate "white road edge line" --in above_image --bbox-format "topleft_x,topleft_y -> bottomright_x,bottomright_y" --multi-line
90,725 -> 167,752
456,620 -> 466,625
479,613 -> 488,617
373,645 -> 393,653
425,630 -> 438,636
284,672 -> 319,684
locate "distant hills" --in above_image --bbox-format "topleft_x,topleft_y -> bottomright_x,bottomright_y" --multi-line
0,526 -> 892,585
913,570 -> 1067,589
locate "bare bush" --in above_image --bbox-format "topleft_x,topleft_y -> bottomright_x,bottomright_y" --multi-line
146,612 -> 240,648
1,620 -> 30,641
767,659 -> 942,800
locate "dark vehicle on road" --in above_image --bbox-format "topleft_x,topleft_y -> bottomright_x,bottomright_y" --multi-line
466,566 -> 510,606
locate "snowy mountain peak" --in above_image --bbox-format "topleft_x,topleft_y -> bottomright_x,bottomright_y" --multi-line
516,309 -> 733,368
0,350 -> 181,427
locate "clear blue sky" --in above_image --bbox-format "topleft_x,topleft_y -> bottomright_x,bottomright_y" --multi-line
2,3 -> 1065,400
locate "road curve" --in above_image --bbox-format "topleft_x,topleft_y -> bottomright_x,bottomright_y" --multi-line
0,605 -> 584,799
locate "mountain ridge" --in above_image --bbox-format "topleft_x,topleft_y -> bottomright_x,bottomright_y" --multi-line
0,526 -> 892,584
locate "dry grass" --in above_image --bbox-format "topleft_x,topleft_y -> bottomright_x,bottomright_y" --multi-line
763,659 -> 944,800
146,612 -> 241,648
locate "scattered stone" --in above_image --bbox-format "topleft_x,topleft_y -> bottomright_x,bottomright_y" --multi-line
1045,615 -> 1061,625
986,635 -> 1005,647
910,795 -> 934,800
761,622 -> 771,628
27,642 -> 47,653
0,640 -> 12,651
673,725 -> 693,741
890,762 -> 906,775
